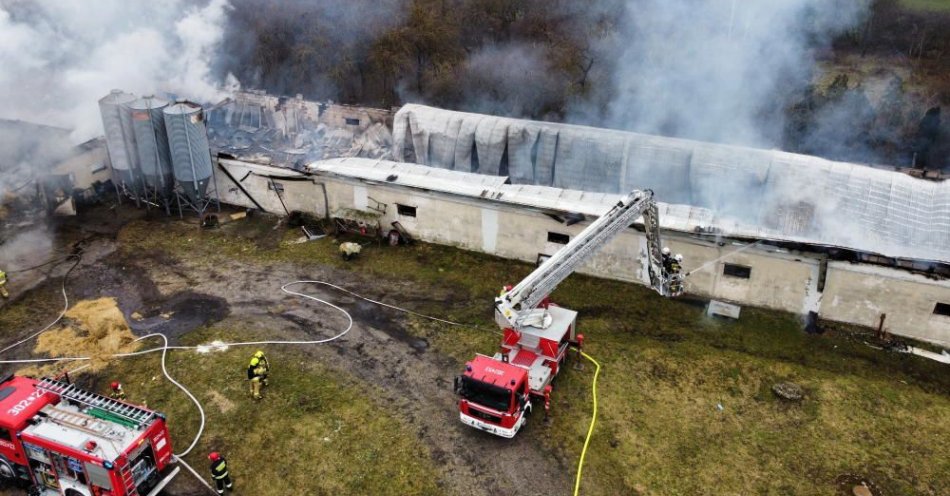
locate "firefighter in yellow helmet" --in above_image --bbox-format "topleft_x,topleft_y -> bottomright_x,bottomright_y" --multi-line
0,270 -> 9,299
252,350 -> 269,374
246,351 -> 269,400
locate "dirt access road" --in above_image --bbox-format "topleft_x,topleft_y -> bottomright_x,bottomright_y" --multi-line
0,212 -> 571,496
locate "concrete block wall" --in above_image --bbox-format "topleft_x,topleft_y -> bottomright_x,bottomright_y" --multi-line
214,159 -> 950,347
822,262 -> 950,346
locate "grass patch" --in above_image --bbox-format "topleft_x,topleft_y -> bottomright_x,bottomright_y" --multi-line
82,325 -> 440,496
10,215 -> 949,495
899,0 -> 950,12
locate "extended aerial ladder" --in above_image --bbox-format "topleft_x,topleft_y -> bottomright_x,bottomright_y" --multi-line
495,188 -> 679,332
457,188 -> 684,438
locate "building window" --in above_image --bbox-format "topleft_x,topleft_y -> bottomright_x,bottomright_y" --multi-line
536,254 -> 551,266
345,117 -> 360,126
722,263 -> 751,279
396,204 -> 416,217
934,302 -> 950,317
547,232 -> 570,245
267,181 -> 284,193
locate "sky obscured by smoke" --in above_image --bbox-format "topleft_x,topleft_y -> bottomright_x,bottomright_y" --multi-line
596,0 -> 869,148
0,0 -> 231,143
217,0 -> 407,102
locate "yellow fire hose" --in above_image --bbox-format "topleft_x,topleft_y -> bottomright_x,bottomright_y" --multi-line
573,351 -> 601,496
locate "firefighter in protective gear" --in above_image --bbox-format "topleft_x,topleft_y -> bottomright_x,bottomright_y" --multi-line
208,452 -> 233,494
669,254 -> 685,295
247,356 -> 268,400
660,247 -> 673,274
252,350 -> 269,372
0,270 -> 8,299
109,381 -> 126,400
670,254 -> 683,273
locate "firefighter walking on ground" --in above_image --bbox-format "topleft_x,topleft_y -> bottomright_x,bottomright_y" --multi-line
0,270 -> 9,299
247,350 -> 269,400
208,452 -> 233,494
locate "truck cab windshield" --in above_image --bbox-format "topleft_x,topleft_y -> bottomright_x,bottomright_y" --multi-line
459,376 -> 511,412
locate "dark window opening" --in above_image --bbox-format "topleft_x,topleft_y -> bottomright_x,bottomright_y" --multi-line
267,181 -> 284,193
934,302 -> 950,317
536,254 -> 551,266
345,117 -> 360,126
723,263 -> 752,279
0,429 -> 10,441
547,232 -> 570,245
396,204 -> 416,217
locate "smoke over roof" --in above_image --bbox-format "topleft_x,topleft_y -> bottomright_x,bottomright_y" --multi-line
394,104 -> 950,264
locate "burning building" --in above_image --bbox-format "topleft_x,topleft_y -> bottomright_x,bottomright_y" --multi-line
49,93 -> 950,349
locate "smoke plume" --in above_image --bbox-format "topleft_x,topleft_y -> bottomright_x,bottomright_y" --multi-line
595,0 -> 869,148
0,0 -> 231,143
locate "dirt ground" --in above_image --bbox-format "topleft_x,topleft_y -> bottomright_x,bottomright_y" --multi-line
1,206 -> 948,496
0,207 -> 570,495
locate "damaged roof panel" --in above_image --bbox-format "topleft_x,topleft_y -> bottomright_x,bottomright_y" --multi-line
392,104 -> 950,264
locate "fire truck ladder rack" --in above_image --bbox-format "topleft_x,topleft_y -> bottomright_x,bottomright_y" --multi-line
40,405 -> 125,442
36,378 -> 156,430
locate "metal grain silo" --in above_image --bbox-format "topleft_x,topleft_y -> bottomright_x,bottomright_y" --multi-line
125,95 -> 174,197
98,90 -> 140,193
163,100 -> 214,203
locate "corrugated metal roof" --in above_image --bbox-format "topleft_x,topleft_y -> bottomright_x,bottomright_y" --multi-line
308,157 -> 508,196
392,105 -> 950,264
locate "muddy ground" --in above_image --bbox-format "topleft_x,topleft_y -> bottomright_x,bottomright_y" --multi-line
0,208 -> 570,495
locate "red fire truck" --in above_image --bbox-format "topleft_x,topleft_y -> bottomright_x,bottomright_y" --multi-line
456,189 -> 682,437
0,375 -> 179,496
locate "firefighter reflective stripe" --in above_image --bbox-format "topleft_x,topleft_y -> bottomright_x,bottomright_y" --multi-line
211,460 -> 229,479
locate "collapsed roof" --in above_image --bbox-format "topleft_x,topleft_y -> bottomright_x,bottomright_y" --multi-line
392,104 -> 950,264
206,91 -> 393,167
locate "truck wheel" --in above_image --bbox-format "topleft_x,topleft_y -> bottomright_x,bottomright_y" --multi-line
65,490 -> 85,496
0,458 -> 15,484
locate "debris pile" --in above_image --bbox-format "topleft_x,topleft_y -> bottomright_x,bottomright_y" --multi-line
207,91 -> 394,167
20,297 -> 140,376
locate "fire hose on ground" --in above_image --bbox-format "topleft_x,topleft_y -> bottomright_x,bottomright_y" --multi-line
0,278 -> 602,495
573,351 -> 601,496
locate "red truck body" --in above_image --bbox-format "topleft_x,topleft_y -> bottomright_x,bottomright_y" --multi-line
0,375 -> 178,496
457,304 -> 579,438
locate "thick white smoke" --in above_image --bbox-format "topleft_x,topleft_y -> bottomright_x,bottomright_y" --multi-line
0,0 -> 232,143
601,0 -> 869,148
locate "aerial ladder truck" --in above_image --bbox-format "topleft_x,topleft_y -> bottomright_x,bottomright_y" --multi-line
454,189 -> 684,438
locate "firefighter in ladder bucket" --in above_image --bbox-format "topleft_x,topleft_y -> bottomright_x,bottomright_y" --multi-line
0,269 -> 9,299
669,253 -> 685,295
